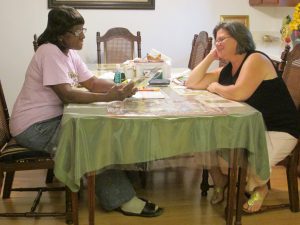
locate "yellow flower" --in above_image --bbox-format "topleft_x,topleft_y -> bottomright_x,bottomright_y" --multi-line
281,3 -> 300,43
289,3 -> 300,31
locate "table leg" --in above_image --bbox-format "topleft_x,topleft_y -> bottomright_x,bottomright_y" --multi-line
226,149 -> 238,225
87,173 -> 96,225
71,191 -> 79,225
65,187 -> 73,224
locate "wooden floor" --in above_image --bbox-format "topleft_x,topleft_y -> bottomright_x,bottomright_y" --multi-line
1,167 -> 300,225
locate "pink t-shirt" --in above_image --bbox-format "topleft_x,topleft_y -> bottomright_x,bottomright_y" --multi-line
9,43 -> 93,136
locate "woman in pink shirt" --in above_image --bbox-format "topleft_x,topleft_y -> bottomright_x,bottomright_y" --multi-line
10,6 -> 162,217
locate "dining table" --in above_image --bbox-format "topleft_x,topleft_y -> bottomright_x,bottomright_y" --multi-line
53,66 -> 269,225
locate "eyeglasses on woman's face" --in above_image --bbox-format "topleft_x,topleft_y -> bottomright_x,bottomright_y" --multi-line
67,28 -> 87,37
214,36 -> 231,45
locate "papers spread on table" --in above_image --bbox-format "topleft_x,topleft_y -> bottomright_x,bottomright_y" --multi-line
172,86 -> 208,96
106,97 -> 229,117
171,86 -> 244,107
194,92 -> 244,107
198,98 -> 244,107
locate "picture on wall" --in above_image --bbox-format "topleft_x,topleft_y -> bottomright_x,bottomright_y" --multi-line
220,15 -> 249,28
48,0 -> 155,10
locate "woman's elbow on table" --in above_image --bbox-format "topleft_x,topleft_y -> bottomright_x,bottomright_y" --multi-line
224,91 -> 251,102
213,85 -> 250,102
185,81 -> 208,90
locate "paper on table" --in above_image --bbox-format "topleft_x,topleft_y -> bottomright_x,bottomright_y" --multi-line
172,87 -> 208,95
197,98 -> 244,107
132,91 -> 165,99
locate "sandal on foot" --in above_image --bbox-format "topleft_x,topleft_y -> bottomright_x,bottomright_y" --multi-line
242,191 -> 265,214
211,185 -> 227,205
117,201 -> 163,217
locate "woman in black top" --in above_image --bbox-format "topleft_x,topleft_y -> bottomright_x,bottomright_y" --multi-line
186,22 -> 299,213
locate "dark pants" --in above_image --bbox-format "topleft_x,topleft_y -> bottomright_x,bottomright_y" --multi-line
15,116 -> 135,210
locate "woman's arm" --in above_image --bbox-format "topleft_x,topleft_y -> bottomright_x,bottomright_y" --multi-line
185,49 -> 222,89
207,53 -> 276,101
80,76 -> 114,93
51,81 -> 136,104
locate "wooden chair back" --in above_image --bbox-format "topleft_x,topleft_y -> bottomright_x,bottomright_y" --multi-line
33,34 -> 38,52
0,81 -> 10,149
282,44 -> 300,109
272,44 -> 291,77
96,27 -> 141,64
265,44 -> 300,213
188,31 -> 212,70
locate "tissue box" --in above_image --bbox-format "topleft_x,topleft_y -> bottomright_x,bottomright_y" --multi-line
135,62 -> 171,78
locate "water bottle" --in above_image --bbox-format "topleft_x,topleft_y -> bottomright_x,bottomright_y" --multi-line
114,64 -> 122,84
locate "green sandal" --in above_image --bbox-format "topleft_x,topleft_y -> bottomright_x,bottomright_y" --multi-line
211,185 -> 227,205
243,191 -> 265,213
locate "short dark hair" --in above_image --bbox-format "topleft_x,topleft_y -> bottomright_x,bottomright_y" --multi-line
37,6 -> 84,51
213,22 -> 255,54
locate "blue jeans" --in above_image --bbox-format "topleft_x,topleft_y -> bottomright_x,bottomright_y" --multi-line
14,116 -> 136,211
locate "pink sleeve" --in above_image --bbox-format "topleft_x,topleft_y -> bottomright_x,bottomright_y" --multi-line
36,44 -> 93,86
70,50 -> 94,82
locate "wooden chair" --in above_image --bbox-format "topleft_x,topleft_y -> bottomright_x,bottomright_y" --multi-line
33,34 -> 38,52
224,44 -> 300,219
96,27 -> 141,64
32,34 -> 55,184
265,44 -> 300,212
188,31 -> 212,70
187,31 -> 214,196
272,44 -> 291,77
234,44 -> 300,215
0,81 -> 72,221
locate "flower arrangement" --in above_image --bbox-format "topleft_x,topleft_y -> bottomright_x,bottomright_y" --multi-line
281,3 -> 300,45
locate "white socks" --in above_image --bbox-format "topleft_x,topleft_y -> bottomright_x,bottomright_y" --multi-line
121,196 -> 146,214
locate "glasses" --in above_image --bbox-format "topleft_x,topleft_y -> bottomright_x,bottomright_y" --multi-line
215,36 -> 231,45
67,28 -> 87,37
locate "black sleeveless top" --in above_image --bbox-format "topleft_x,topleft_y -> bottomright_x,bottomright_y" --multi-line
219,50 -> 299,138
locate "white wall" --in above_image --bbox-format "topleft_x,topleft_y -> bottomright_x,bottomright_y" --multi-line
0,0 -> 293,112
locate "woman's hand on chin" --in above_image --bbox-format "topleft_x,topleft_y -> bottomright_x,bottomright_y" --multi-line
208,48 -> 220,61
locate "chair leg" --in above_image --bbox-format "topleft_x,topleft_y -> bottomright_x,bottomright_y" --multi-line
200,169 -> 211,196
286,154 -> 299,212
3,171 -> 15,199
267,180 -> 271,190
139,171 -> 147,188
0,172 -> 4,195
46,169 -> 54,184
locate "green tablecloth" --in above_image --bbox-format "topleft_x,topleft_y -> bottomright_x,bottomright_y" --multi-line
54,88 -> 269,192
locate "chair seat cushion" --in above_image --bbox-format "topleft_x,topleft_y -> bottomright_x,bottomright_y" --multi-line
0,138 -> 51,162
